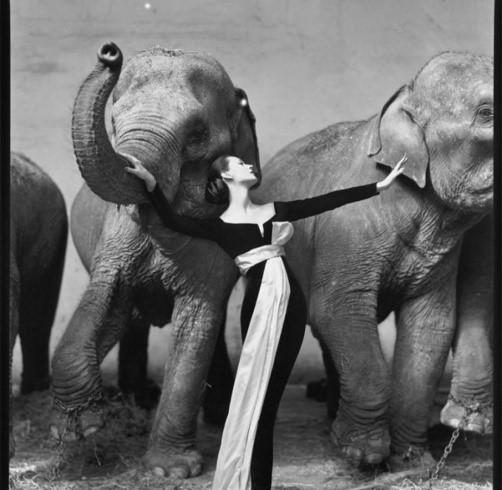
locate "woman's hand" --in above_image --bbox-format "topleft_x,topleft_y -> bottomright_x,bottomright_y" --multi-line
376,155 -> 407,192
121,153 -> 157,192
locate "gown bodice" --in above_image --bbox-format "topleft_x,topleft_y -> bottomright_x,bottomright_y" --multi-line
216,218 -> 294,260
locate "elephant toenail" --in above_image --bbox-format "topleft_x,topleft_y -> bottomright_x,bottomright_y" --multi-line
191,463 -> 202,476
366,453 -> 384,464
153,467 -> 165,476
466,422 -> 482,433
170,467 -> 189,479
345,447 -> 363,461
50,426 -> 60,440
83,426 -> 99,438
449,418 -> 460,427
64,431 -> 79,442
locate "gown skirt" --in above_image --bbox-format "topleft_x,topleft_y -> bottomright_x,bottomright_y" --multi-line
211,222 -> 294,490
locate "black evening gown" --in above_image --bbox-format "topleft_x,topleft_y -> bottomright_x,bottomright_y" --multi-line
147,182 -> 379,490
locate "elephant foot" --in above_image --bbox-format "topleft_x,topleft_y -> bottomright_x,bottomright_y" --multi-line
330,416 -> 390,465
387,445 -> 436,474
440,396 -> 492,434
50,396 -> 108,441
143,447 -> 203,479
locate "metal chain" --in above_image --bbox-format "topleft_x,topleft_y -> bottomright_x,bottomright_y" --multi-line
429,425 -> 462,481
429,396 -> 481,483
52,392 -> 106,414
50,392 -> 109,479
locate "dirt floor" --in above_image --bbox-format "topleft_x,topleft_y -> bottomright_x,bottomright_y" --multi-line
9,386 -> 492,490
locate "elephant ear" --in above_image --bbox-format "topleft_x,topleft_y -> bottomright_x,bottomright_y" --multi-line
231,88 -> 261,181
368,85 -> 429,188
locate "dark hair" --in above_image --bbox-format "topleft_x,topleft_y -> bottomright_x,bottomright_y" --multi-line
205,155 -> 231,205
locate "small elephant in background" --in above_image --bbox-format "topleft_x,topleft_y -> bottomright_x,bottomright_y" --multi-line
50,42 -> 257,477
9,152 -> 68,458
253,51 -> 493,469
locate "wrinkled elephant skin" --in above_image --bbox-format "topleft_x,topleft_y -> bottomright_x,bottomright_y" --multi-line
10,152 -> 68,458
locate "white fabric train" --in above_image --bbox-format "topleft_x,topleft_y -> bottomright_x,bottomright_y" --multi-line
212,221 -> 294,490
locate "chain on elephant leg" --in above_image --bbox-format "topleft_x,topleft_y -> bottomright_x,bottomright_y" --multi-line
440,392 -> 492,435
428,399 -> 483,484
49,407 -> 85,478
51,392 -> 109,442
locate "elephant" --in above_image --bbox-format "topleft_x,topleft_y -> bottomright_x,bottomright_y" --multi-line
250,51 -> 493,468
9,151 -> 68,458
50,42 -> 258,477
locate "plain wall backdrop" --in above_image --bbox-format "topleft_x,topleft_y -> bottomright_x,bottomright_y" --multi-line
11,0 -> 494,389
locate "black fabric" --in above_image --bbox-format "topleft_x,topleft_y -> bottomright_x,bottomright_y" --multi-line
146,181 -> 379,489
148,182 -> 379,258
242,260 -> 307,489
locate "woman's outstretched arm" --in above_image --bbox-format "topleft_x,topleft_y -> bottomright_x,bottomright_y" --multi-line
274,182 -> 380,221
274,155 -> 407,222
121,153 -> 221,241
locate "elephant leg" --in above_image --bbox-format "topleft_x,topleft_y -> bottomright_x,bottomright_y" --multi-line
202,316 -> 234,426
51,268 -> 133,441
388,279 -> 456,471
19,228 -> 66,394
118,309 -> 160,410
311,290 -> 391,466
9,257 -> 20,459
143,295 -> 223,479
321,340 -> 341,419
441,216 -> 493,434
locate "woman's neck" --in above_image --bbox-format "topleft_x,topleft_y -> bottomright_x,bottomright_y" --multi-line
226,185 -> 254,214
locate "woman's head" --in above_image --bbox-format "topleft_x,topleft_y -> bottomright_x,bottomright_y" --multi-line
205,155 -> 258,204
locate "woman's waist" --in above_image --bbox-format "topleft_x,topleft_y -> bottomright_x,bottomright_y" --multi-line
234,244 -> 286,276
245,255 -> 295,279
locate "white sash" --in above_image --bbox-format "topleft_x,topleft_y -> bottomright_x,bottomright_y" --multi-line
212,222 -> 294,490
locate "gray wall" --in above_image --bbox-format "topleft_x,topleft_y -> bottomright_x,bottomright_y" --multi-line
11,0 -> 493,389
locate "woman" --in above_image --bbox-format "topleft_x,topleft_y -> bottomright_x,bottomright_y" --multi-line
122,152 -> 406,490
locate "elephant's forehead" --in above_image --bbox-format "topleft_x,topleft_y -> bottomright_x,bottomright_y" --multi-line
414,53 -> 492,94
123,51 -> 232,87
411,53 -> 493,114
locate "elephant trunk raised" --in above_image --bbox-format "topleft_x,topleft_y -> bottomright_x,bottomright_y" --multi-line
72,42 -> 148,205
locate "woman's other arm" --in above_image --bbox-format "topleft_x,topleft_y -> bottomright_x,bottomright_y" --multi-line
121,153 -> 220,241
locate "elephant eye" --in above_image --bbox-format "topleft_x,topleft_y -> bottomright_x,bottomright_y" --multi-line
187,120 -> 209,143
184,119 -> 210,161
475,105 -> 493,124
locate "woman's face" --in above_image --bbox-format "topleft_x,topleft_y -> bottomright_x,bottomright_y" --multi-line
223,156 -> 258,186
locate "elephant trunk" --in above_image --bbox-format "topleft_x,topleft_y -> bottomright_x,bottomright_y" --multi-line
72,42 -> 147,205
